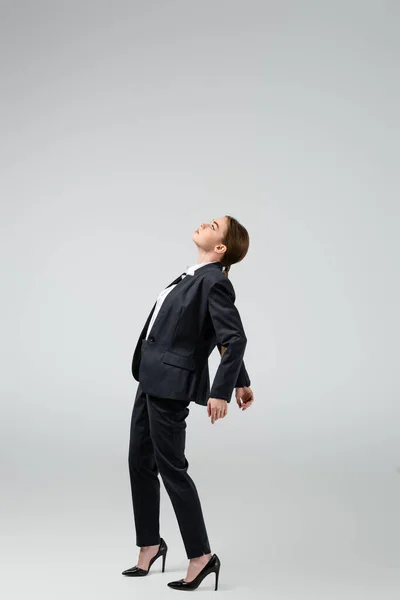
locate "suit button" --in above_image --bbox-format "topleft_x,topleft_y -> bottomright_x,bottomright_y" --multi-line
149,336 -> 155,342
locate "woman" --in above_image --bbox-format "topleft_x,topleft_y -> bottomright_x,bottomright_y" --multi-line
123,215 -> 254,591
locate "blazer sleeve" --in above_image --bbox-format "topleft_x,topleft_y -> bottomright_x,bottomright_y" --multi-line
207,278 -> 248,401
217,343 -> 251,388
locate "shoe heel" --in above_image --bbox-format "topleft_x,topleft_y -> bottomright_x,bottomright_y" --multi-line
162,550 -> 167,573
215,566 -> 220,590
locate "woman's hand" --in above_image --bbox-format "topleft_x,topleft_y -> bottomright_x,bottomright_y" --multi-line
207,398 -> 228,424
235,386 -> 254,411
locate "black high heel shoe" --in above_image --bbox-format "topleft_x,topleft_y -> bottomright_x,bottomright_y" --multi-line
167,554 -> 221,591
122,537 -> 168,577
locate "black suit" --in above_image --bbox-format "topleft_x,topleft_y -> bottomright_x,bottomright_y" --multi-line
128,261 -> 250,558
131,261 -> 250,405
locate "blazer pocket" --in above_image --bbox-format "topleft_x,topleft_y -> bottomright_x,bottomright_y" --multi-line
162,350 -> 196,371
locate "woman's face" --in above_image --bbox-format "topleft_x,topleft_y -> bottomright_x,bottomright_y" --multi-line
192,216 -> 228,252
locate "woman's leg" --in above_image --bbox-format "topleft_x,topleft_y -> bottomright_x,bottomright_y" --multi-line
146,393 -> 212,560
128,383 -> 161,547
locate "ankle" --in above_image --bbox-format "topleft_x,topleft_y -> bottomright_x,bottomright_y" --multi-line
190,552 -> 212,562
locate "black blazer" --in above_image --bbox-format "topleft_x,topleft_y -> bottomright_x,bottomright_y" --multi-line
131,261 -> 250,406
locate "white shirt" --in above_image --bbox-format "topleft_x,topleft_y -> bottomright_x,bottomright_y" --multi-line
145,261 -> 218,340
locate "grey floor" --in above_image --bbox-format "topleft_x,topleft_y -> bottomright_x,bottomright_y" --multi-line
3,453 -> 400,599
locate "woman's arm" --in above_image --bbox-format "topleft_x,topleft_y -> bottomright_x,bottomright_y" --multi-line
207,278 -> 248,402
217,343 -> 251,388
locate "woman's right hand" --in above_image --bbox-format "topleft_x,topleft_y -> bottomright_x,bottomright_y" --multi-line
235,386 -> 254,411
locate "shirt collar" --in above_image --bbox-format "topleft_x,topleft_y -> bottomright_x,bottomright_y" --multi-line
184,261 -> 219,275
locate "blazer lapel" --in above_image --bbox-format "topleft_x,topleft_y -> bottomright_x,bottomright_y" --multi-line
165,272 -> 186,288
138,271 -> 186,341
148,274 -> 198,335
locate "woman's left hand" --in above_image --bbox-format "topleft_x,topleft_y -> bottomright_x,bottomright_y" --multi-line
207,398 -> 228,424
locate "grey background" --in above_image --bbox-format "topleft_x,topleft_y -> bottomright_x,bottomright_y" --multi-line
1,1 -> 399,598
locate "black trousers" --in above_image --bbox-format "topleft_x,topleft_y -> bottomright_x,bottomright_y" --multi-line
128,382 -> 212,559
